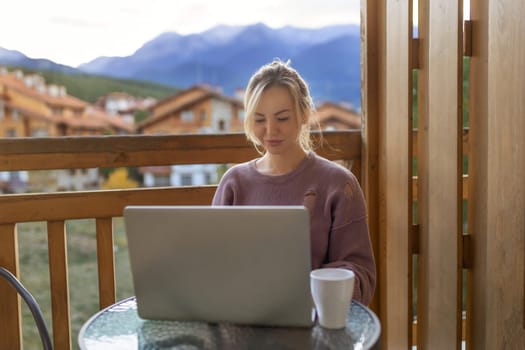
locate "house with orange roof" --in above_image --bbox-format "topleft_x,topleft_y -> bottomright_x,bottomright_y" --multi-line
311,101 -> 361,130
137,84 -> 244,135
0,67 -> 133,192
137,84 -> 244,187
0,67 -> 132,137
95,91 -> 157,126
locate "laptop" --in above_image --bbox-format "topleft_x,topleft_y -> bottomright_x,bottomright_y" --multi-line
123,205 -> 314,327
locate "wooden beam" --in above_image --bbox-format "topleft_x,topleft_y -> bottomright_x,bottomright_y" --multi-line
0,186 -> 217,224
416,0 -> 463,348
0,131 -> 361,171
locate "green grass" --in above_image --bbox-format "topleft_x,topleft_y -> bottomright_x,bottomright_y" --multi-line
17,218 -> 134,349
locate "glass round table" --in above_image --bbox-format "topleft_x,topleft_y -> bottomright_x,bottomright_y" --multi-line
79,296 -> 380,349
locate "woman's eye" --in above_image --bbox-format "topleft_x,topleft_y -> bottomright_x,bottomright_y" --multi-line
277,117 -> 290,121
255,119 -> 265,123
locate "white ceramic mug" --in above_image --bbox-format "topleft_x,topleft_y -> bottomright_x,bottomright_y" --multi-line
310,268 -> 355,329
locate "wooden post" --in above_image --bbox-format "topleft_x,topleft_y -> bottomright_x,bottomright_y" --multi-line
48,220 -> 71,350
360,0 -> 381,317
96,218 -> 116,309
469,0 -> 525,348
361,0 -> 413,348
416,0 -> 464,348
0,224 -> 22,349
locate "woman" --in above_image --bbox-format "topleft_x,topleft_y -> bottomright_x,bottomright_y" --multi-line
212,60 -> 376,305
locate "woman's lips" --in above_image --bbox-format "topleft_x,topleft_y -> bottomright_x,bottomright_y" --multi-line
265,140 -> 283,147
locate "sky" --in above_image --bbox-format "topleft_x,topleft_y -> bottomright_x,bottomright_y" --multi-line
0,0 -> 361,68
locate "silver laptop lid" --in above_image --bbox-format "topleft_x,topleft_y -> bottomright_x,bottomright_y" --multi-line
123,205 -> 314,327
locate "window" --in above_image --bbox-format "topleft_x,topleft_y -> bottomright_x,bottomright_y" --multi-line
53,107 -> 63,116
218,119 -> 226,131
0,101 -> 4,119
153,174 -> 170,187
31,128 -> 49,137
6,128 -> 16,137
180,174 -> 193,186
204,173 -> 212,184
200,110 -> 206,121
238,110 -> 245,120
11,109 -> 19,120
181,110 -> 194,122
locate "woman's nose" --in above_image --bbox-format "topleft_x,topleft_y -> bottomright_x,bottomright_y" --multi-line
267,119 -> 278,134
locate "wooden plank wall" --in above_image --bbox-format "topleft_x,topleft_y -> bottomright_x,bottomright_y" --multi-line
362,0 -> 467,348
362,0 -> 525,348
469,0 -> 525,348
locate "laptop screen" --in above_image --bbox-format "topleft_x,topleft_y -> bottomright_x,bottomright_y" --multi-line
124,205 -> 314,327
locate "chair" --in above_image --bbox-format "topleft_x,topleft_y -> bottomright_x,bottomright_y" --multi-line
0,267 -> 53,350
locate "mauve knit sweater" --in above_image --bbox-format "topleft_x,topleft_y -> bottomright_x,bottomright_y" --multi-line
212,151 -> 376,305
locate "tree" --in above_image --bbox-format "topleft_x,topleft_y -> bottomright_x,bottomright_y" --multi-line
101,168 -> 139,189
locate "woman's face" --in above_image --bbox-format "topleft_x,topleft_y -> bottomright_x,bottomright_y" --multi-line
252,85 -> 303,156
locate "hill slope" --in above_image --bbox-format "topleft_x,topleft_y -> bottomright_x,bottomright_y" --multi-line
2,65 -> 178,103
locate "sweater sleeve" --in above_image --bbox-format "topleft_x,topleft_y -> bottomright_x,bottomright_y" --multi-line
323,219 -> 376,305
323,178 -> 376,306
212,169 -> 235,205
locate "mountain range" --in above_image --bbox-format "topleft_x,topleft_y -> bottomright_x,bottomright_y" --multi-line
0,23 -> 361,107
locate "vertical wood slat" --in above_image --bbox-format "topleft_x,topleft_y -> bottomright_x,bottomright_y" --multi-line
362,1 -> 414,348
456,7 -> 465,347
464,6 -> 475,340
381,0 -> 413,349
469,0 -> 525,349
47,220 -> 71,350
417,0 -> 463,349
360,0 -> 381,320
96,218 -> 116,309
0,224 -> 22,349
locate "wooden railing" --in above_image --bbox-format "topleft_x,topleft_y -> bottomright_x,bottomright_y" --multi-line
0,131 -> 361,350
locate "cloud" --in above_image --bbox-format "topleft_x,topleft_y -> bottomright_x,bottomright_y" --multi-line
49,16 -> 105,28
1,0 -> 360,67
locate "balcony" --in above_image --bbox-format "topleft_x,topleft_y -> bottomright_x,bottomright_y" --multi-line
0,131 -> 361,348
1,1 -> 525,349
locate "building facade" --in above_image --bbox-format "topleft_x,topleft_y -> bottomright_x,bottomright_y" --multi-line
138,85 -> 244,187
0,67 -> 133,192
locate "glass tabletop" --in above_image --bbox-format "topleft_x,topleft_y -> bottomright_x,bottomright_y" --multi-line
79,296 -> 380,350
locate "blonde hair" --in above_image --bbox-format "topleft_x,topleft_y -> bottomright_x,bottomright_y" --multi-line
243,59 -> 318,154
